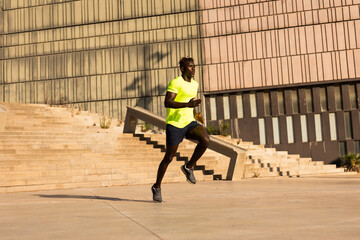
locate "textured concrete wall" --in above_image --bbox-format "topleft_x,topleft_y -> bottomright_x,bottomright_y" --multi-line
0,0 -> 203,119
200,0 -> 360,92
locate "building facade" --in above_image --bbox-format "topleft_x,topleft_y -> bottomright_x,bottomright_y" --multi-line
200,0 -> 360,164
1,0 -> 359,163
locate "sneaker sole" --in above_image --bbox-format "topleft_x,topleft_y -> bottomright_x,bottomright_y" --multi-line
181,166 -> 196,184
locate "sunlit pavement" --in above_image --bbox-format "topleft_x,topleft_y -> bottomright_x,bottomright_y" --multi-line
1,175 -> 360,240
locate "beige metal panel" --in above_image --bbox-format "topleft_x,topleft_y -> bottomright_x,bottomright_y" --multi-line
101,74 -> 110,100
309,54 -> 318,82
0,62 -> 3,101
281,57 -> 290,85
316,53 -> 324,82
322,52 -> 333,81
355,49 -> 360,78
356,20 -> 360,48
36,81 -> 45,103
340,51 -> 349,79
292,55 -> 302,84
243,61 -> 253,88
332,51 -> 341,80
88,75 -> 97,101
347,50 -> 356,79
252,60 -> 262,87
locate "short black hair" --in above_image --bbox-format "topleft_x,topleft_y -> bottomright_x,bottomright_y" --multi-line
179,57 -> 194,69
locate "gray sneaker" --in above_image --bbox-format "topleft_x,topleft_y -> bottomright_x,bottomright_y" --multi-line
181,165 -> 196,184
151,185 -> 162,203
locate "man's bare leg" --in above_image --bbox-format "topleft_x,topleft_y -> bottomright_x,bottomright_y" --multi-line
185,125 -> 210,169
154,145 -> 179,189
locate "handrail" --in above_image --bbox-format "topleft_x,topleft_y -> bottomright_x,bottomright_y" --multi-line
0,105 -> 8,132
123,106 -> 247,180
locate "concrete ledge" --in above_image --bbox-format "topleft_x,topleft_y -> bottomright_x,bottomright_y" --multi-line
123,105 -> 247,180
0,105 -> 8,132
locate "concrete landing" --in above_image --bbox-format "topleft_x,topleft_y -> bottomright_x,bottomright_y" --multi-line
1,175 -> 360,240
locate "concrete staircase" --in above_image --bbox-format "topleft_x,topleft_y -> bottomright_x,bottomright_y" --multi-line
212,136 -> 346,178
0,103 -> 216,193
0,103 -> 346,193
138,134 -> 346,179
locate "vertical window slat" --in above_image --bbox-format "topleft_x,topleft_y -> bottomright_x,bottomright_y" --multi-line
314,114 -> 323,141
250,93 -> 257,117
292,90 -> 299,114
259,118 -> 266,145
236,94 -> 244,118
319,87 -> 327,112
223,95 -> 230,119
344,112 -> 352,139
349,85 -> 356,109
210,96 -> 217,120
329,113 -> 337,141
264,92 -> 271,116
334,86 -> 342,110
278,91 -> 284,115
286,116 -> 294,143
300,115 -> 308,142
305,89 -> 313,113
272,117 -> 280,144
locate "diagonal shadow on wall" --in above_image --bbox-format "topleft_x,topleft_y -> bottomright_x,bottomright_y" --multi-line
125,45 -> 169,114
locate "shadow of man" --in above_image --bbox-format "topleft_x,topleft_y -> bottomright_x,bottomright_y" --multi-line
34,194 -> 153,203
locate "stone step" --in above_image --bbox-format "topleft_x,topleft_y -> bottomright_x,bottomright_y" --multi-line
243,167 -> 280,178
0,131 -> 131,137
0,152 -> 167,161
247,157 -> 298,164
0,172 -> 214,194
287,167 -> 345,176
245,160 -> 324,168
0,148 -> 161,155
0,165 -> 213,192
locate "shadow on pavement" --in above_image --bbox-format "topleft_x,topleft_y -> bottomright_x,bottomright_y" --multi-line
34,194 -> 153,203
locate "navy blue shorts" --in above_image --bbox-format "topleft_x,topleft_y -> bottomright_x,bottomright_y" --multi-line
166,121 -> 200,146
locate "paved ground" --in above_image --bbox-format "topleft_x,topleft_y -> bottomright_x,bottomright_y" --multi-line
1,175 -> 360,240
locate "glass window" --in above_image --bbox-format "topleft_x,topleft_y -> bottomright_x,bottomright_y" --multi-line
264,93 -> 271,116
286,116 -> 294,143
223,95 -> 230,119
250,93 -> 257,118
344,112 -> 352,139
272,117 -> 280,144
334,86 -> 342,110
258,118 -> 266,145
236,94 -> 243,118
339,141 -> 347,157
349,85 -> 357,109
314,114 -> 323,142
210,97 -> 217,120
319,87 -> 327,112
355,141 -> 360,154
291,90 -> 299,114
305,89 -> 313,112
300,115 -> 308,142
329,113 -> 337,141
278,91 -> 285,115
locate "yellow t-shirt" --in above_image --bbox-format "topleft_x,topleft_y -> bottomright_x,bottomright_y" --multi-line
166,76 -> 198,128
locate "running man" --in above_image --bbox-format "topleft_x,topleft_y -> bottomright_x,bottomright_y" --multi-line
151,57 -> 210,203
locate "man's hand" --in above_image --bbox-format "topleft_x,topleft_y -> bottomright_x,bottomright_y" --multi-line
194,112 -> 205,124
188,98 -> 202,108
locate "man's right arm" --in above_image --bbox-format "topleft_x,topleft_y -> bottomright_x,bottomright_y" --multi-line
164,91 -> 201,109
